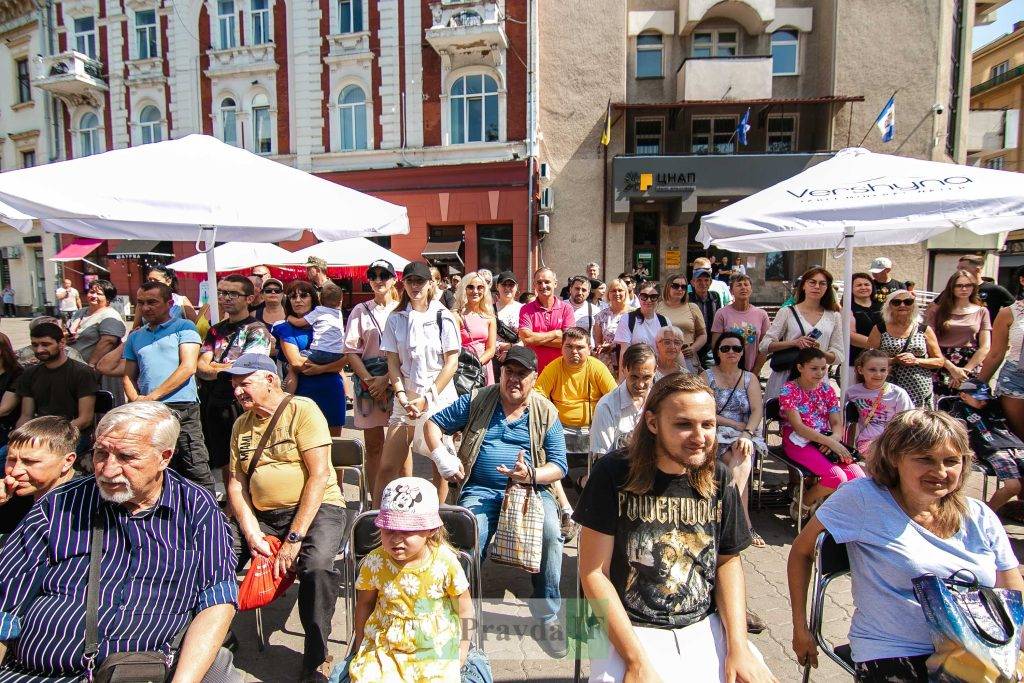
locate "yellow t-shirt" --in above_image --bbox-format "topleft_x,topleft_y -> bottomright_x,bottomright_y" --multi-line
229,396 -> 343,511
534,356 -> 617,428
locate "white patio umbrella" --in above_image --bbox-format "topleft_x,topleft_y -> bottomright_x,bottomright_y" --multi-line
0,134 -> 409,319
284,238 -> 411,271
167,242 -> 297,273
696,147 -> 1024,399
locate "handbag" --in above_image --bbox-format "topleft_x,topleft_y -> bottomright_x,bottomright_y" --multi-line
810,431 -> 861,463
496,318 -> 519,344
450,312 -> 486,396
489,463 -> 545,573
912,570 -> 1024,682
769,308 -> 810,372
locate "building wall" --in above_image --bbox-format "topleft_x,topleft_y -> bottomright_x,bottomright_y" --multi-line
972,24 -> 1024,84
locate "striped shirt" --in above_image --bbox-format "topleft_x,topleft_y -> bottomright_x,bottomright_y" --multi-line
0,470 -> 237,681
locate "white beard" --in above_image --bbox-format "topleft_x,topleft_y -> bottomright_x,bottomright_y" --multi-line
97,477 -> 134,504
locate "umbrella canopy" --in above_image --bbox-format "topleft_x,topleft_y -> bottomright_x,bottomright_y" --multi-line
286,238 -> 410,271
696,147 -> 1024,253
168,242 -> 298,273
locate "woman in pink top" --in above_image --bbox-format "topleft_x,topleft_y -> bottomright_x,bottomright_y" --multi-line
926,269 -> 992,397
455,272 -> 497,385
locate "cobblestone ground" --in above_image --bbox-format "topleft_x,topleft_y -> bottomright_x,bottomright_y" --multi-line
5,317 -> 1018,683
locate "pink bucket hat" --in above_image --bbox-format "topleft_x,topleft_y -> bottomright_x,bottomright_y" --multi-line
376,477 -> 443,532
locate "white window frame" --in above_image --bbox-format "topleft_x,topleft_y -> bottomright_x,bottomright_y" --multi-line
635,32 -> 663,79
992,60 -> 1010,78
219,97 -> 238,146
217,0 -> 237,49
634,117 -> 663,155
691,29 -> 738,58
449,73 -> 500,145
338,0 -> 362,34
135,10 -> 158,60
15,58 -> 31,104
338,85 -> 367,151
766,113 -> 798,153
250,0 -> 271,45
251,93 -> 272,154
691,115 -> 737,155
770,28 -> 799,76
78,111 -> 101,157
139,105 -> 162,144
74,16 -> 97,59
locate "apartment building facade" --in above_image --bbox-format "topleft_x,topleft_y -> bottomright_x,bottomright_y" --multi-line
540,0 -> 1004,299
0,0 -> 538,308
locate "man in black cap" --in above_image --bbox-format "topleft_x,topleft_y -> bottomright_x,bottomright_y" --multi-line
422,345 -> 570,658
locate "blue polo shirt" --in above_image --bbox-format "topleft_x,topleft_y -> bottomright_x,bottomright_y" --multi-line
123,317 -> 202,404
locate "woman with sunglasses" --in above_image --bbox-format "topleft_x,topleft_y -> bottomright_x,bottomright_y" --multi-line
274,280 -> 347,434
344,260 -> 399,496
707,332 -> 766,546
255,277 -> 287,329
867,290 -> 945,408
925,270 -> 991,397
454,272 -> 497,385
659,271 -> 706,371
760,267 -> 844,401
614,282 -> 669,378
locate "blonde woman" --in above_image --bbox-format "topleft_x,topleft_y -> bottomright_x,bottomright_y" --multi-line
789,410 -> 1024,681
659,271 -> 707,369
454,271 -> 497,385
867,289 -> 944,408
593,278 -> 632,376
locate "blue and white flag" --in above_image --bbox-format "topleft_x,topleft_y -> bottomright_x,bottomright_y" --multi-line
736,108 -> 751,146
874,95 -> 896,143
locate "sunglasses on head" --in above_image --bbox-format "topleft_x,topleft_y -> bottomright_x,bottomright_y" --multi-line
719,344 -> 743,353
890,298 -> 915,307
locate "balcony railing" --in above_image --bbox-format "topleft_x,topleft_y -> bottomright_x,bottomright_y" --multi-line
33,51 -> 107,106
972,63 -> 1024,95
676,55 -> 773,101
426,0 -> 507,67
680,0 -> 773,35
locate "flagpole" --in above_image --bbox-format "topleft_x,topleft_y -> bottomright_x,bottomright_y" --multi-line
858,88 -> 899,147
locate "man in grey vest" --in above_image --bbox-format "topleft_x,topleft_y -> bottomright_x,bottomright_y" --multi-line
422,346 -> 569,658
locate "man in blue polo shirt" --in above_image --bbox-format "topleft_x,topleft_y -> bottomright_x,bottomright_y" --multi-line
97,281 -> 213,493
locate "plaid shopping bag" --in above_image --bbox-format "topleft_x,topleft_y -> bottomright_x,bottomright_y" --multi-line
490,466 -> 544,574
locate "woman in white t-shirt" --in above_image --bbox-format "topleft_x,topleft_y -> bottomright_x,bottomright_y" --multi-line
614,282 -> 668,378
376,261 -> 460,505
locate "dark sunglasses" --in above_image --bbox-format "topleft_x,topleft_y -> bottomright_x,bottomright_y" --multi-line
890,298 -> 916,307
262,287 -> 282,294
288,291 -> 312,299
669,282 -> 687,289
367,270 -> 392,281
637,293 -> 660,302
719,345 -> 743,353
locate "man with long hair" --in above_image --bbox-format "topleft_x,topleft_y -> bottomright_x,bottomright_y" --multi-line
575,373 -> 776,682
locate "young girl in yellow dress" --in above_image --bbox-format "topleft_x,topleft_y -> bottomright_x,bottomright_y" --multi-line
348,477 -> 473,682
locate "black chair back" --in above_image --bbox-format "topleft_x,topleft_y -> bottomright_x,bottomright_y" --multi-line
331,438 -> 365,468
94,390 -> 114,415
818,532 -> 850,577
351,505 -> 478,566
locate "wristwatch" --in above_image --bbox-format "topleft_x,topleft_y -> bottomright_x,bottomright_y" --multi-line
285,531 -> 305,544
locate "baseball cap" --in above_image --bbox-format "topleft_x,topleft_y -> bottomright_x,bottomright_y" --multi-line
869,257 -> 893,274
497,270 -> 517,285
503,346 -> 537,372
693,268 -> 712,279
403,261 -> 432,281
376,477 -> 443,532
221,353 -> 278,376
306,255 -> 328,271
366,259 -> 396,278
958,381 -> 993,401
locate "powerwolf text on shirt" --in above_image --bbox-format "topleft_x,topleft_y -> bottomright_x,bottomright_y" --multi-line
618,492 -> 723,526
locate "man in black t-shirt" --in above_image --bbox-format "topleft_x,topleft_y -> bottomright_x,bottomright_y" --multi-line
574,373 -> 773,681
868,257 -> 905,311
958,254 -> 1015,323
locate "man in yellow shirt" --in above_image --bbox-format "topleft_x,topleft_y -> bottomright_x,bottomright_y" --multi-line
223,353 -> 344,682
535,327 -> 617,429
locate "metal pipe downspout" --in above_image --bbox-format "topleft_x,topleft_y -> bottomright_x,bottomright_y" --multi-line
525,0 -> 537,277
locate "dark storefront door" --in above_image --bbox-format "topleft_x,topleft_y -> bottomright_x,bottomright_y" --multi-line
632,212 -> 660,281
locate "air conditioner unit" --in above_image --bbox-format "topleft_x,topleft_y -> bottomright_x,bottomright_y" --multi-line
539,162 -> 550,180
537,214 -> 550,235
540,187 -> 553,209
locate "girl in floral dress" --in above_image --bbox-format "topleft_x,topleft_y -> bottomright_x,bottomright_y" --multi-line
346,477 -> 473,683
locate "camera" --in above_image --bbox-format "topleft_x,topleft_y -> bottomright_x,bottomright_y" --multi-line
932,103 -> 945,115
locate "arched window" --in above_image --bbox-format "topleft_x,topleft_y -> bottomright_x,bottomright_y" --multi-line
220,97 -> 238,146
771,29 -> 799,75
636,32 -> 663,78
139,105 -> 162,144
79,112 -> 100,157
449,74 -> 498,144
252,93 -> 271,154
338,85 -> 367,151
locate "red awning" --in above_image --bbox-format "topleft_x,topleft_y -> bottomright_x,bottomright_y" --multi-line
51,238 -> 103,263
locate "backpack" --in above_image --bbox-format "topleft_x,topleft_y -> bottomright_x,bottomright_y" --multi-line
627,310 -> 668,333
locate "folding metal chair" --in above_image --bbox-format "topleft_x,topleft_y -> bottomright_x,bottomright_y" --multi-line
935,395 -> 999,500
759,398 -> 817,532
93,390 -> 114,430
331,437 -> 369,513
802,531 -> 855,681
344,505 -> 484,652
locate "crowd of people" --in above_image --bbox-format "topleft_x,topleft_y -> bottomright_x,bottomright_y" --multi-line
0,250 -> 1021,683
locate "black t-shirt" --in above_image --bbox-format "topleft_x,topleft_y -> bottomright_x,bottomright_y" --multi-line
0,494 -> 34,534
870,278 -> 905,311
979,281 -> 1015,324
14,358 -> 98,426
573,452 -> 751,629
851,302 -> 881,365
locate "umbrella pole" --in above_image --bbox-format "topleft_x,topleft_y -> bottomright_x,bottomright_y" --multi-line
840,227 -> 855,406
198,225 -> 219,323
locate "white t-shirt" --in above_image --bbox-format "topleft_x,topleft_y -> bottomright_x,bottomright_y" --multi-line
380,302 -> 461,394
569,299 -> 599,344
304,305 -> 346,353
496,301 -> 523,333
58,287 -> 79,312
613,311 -> 666,349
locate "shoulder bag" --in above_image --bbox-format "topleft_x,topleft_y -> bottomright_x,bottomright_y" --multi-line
489,462 -> 544,574
352,303 -> 392,411
447,311 -> 485,396
768,307 -> 809,372
912,570 -> 1024,682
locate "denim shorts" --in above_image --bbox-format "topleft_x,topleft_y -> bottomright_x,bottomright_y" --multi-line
997,360 -> 1024,400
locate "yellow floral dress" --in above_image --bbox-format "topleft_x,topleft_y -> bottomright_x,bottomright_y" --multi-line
349,544 -> 470,683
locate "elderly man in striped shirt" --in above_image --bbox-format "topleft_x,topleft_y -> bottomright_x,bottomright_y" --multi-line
0,401 -> 239,682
